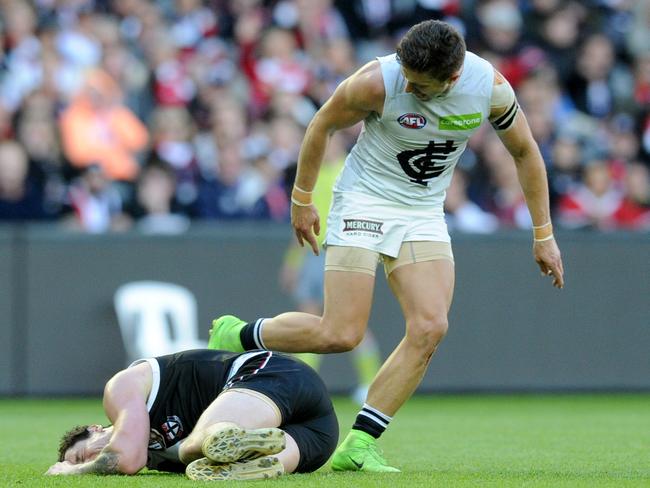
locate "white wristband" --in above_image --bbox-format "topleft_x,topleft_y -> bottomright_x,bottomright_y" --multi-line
293,184 -> 313,194
291,197 -> 312,207
534,234 -> 555,243
532,222 -> 552,230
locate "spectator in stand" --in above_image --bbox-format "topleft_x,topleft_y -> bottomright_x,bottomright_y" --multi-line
195,143 -> 268,220
548,136 -> 584,208
210,98 -> 248,149
632,54 -> 650,108
149,106 -> 201,211
169,0 -> 218,52
251,27 -> 311,111
472,0 -> 542,89
565,33 -> 635,119
186,37 -> 242,131
15,97 -> 67,217
523,2 -> 583,83
276,0 -> 350,72
59,69 -> 148,182
0,140 -> 50,221
626,0 -> 650,59
557,160 -> 623,230
0,0 -> 41,113
93,14 -> 151,120
142,28 -> 197,107
445,168 -> 499,234
133,161 -> 190,235
614,162 -> 650,230
267,116 -> 302,174
65,164 -> 131,233
309,38 -> 357,105
606,115 -> 641,182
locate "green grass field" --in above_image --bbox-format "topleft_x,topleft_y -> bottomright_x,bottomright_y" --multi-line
2,395 -> 649,487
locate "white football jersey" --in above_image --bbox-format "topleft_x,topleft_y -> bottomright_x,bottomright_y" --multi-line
334,51 -> 494,207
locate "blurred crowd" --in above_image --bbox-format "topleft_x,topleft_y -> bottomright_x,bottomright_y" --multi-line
0,0 -> 649,233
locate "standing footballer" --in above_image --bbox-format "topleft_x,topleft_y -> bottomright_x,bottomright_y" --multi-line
209,20 -> 564,472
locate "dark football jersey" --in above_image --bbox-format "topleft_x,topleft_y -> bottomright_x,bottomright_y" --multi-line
133,349 -> 263,472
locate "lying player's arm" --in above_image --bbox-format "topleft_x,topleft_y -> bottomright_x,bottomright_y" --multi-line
47,370 -> 150,475
490,70 -> 564,288
99,369 -> 150,474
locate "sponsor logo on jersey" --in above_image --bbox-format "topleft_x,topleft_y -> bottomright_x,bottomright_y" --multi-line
438,112 -> 482,130
161,415 -> 184,442
398,113 -> 427,129
343,219 -> 384,235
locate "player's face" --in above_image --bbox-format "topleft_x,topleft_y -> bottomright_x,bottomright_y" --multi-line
63,426 -> 110,464
402,67 -> 460,101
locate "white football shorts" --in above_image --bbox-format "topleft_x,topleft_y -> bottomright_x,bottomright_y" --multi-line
325,190 -> 450,258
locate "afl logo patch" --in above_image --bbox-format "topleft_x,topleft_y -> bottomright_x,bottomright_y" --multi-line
398,113 -> 427,129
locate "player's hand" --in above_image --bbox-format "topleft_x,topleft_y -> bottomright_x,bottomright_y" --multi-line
291,204 -> 321,255
45,461 -> 77,475
533,238 -> 564,289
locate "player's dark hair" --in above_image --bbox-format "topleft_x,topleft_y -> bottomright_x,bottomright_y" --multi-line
396,20 -> 466,82
57,425 -> 91,461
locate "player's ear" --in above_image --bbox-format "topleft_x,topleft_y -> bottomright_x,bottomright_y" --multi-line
88,424 -> 103,432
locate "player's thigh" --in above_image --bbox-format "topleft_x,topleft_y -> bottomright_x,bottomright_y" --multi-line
322,245 -> 377,334
276,431 -> 300,473
282,409 -> 339,473
386,243 -> 455,322
191,389 -> 282,434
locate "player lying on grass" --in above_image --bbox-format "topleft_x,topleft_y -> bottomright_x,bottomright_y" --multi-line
46,349 -> 338,480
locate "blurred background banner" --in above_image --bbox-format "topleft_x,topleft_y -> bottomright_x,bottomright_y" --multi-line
0,1 -> 649,396
1,223 -> 647,395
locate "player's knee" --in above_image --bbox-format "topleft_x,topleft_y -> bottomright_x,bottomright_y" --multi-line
320,330 -> 362,353
407,315 -> 448,350
338,330 -> 365,351
320,334 -> 360,352
319,318 -> 365,352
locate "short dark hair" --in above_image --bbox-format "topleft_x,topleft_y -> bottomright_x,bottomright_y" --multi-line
396,20 -> 466,81
58,425 -> 91,462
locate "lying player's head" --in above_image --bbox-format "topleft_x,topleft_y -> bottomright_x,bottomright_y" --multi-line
396,20 -> 466,100
57,424 -> 112,463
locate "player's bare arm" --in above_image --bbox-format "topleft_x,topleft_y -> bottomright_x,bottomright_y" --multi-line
490,70 -> 564,289
292,61 -> 385,255
46,365 -> 151,475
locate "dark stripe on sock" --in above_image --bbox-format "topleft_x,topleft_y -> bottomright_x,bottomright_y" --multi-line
352,410 -> 389,439
239,321 -> 262,351
362,405 -> 391,424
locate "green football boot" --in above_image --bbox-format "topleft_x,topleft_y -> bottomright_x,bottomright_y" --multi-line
208,315 -> 246,352
330,429 -> 400,473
